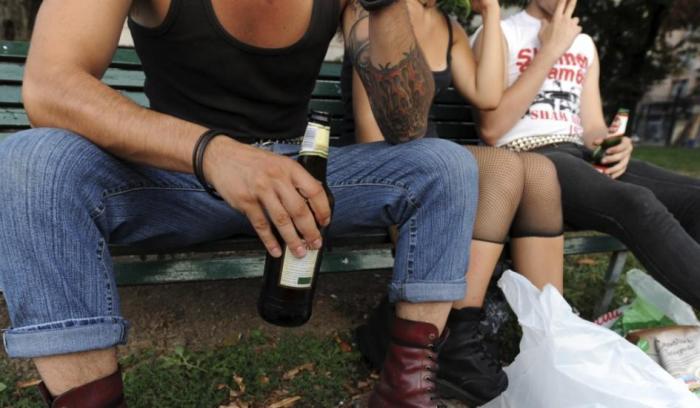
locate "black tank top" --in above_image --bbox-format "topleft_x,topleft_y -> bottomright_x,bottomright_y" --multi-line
341,11 -> 454,144
128,0 -> 340,142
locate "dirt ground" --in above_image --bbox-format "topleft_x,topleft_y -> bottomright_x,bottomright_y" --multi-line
0,269 -> 392,376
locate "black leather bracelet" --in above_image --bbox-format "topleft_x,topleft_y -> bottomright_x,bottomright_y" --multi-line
358,0 -> 397,11
192,129 -> 233,200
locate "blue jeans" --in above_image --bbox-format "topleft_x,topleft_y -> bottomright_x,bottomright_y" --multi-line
0,128 -> 478,358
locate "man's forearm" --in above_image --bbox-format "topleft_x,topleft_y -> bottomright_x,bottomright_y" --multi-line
24,67 -> 207,173
480,49 -> 559,143
348,0 -> 434,144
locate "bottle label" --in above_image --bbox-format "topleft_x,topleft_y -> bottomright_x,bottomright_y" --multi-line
608,111 -> 629,137
300,123 -> 330,158
279,248 -> 319,289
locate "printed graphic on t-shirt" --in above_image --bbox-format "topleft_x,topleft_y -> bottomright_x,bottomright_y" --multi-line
517,47 -> 589,134
494,11 -> 596,147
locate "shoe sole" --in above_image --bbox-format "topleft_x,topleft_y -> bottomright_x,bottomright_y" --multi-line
434,378 -> 490,407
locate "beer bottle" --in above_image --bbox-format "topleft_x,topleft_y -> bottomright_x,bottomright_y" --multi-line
258,111 -> 335,327
592,108 -> 629,166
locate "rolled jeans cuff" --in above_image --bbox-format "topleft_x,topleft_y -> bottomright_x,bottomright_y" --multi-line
3,317 -> 129,358
388,279 -> 467,303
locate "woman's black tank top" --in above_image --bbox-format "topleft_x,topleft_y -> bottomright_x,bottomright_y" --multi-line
128,0 -> 340,142
341,10 -> 454,144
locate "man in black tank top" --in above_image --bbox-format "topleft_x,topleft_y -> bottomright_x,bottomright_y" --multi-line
0,1 -> 480,406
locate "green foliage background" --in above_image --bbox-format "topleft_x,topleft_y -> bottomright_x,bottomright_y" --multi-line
438,0 -> 472,22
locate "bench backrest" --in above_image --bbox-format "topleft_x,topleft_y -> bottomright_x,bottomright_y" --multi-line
0,41 -> 479,145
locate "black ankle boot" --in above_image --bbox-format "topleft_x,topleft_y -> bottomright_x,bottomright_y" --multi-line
354,296 -> 393,370
435,307 -> 508,405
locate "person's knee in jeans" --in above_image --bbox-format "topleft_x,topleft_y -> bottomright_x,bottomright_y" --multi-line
385,138 -> 479,304
0,128 -> 129,359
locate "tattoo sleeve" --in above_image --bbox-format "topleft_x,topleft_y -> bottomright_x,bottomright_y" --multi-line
347,0 -> 435,144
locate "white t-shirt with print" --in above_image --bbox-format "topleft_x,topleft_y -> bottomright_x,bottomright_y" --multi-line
495,11 -> 596,147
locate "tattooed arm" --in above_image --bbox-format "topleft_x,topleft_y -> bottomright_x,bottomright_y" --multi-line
342,0 -> 435,144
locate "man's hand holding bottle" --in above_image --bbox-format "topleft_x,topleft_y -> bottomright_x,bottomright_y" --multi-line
202,137 -> 331,258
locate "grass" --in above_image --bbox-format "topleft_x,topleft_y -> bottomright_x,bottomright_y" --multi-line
0,146 -> 697,407
0,331 -> 369,408
634,146 -> 700,177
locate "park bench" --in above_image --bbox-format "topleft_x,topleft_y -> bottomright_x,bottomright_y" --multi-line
0,40 -> 628,316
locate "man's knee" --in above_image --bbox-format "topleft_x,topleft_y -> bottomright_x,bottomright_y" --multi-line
403,138 -> 479,202
0,128 -> 104,206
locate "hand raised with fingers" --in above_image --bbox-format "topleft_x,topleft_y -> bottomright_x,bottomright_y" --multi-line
538,0 -> 581,60
203,137 -> 331,258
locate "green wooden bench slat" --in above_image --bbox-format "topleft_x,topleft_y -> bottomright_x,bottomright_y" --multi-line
0,41 -> 142,67
318,63 -> 342,79
0,62 -> 146,89
0,62 -> 24,83
309,100 -> 344,116
0,84 -> 21,105
563,235 -> 627,255
0,108 -> 28,128
111,234 -> 627,285
114,247 -> 394,285
0,84 -> 149,107
312,81 -> 342,98
0,41 -> 30,58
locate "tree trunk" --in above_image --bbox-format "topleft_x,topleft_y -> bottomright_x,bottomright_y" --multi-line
0,0 -> 39,41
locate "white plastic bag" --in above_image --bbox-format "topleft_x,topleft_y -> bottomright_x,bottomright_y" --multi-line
482,271 -> 699,408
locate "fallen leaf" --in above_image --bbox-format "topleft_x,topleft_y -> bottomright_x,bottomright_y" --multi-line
576,257 -> 598,266
16,379 -> 41,389
282,363 -> 314,381
258,375 -> 270,385
339,340 -> 352,353
343,383 -> 356,394
334,335 -> 353,353
219,401 -> 249,408
228,374 -> 246,398
268,396 -> 301,408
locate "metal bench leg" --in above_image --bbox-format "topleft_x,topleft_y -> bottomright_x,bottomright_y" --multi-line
594,251 -> 629,317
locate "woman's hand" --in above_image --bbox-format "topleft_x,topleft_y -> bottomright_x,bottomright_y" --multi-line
538,0 -> 581,61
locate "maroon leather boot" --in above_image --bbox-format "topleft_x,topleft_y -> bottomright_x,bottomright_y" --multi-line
368,317 -> 447,408
37,368 -> 126,408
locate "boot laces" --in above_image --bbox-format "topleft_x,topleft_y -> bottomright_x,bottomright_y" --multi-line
426,348 -> 444,404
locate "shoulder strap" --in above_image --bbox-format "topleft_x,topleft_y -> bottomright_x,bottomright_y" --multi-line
442,11 -> 454,65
